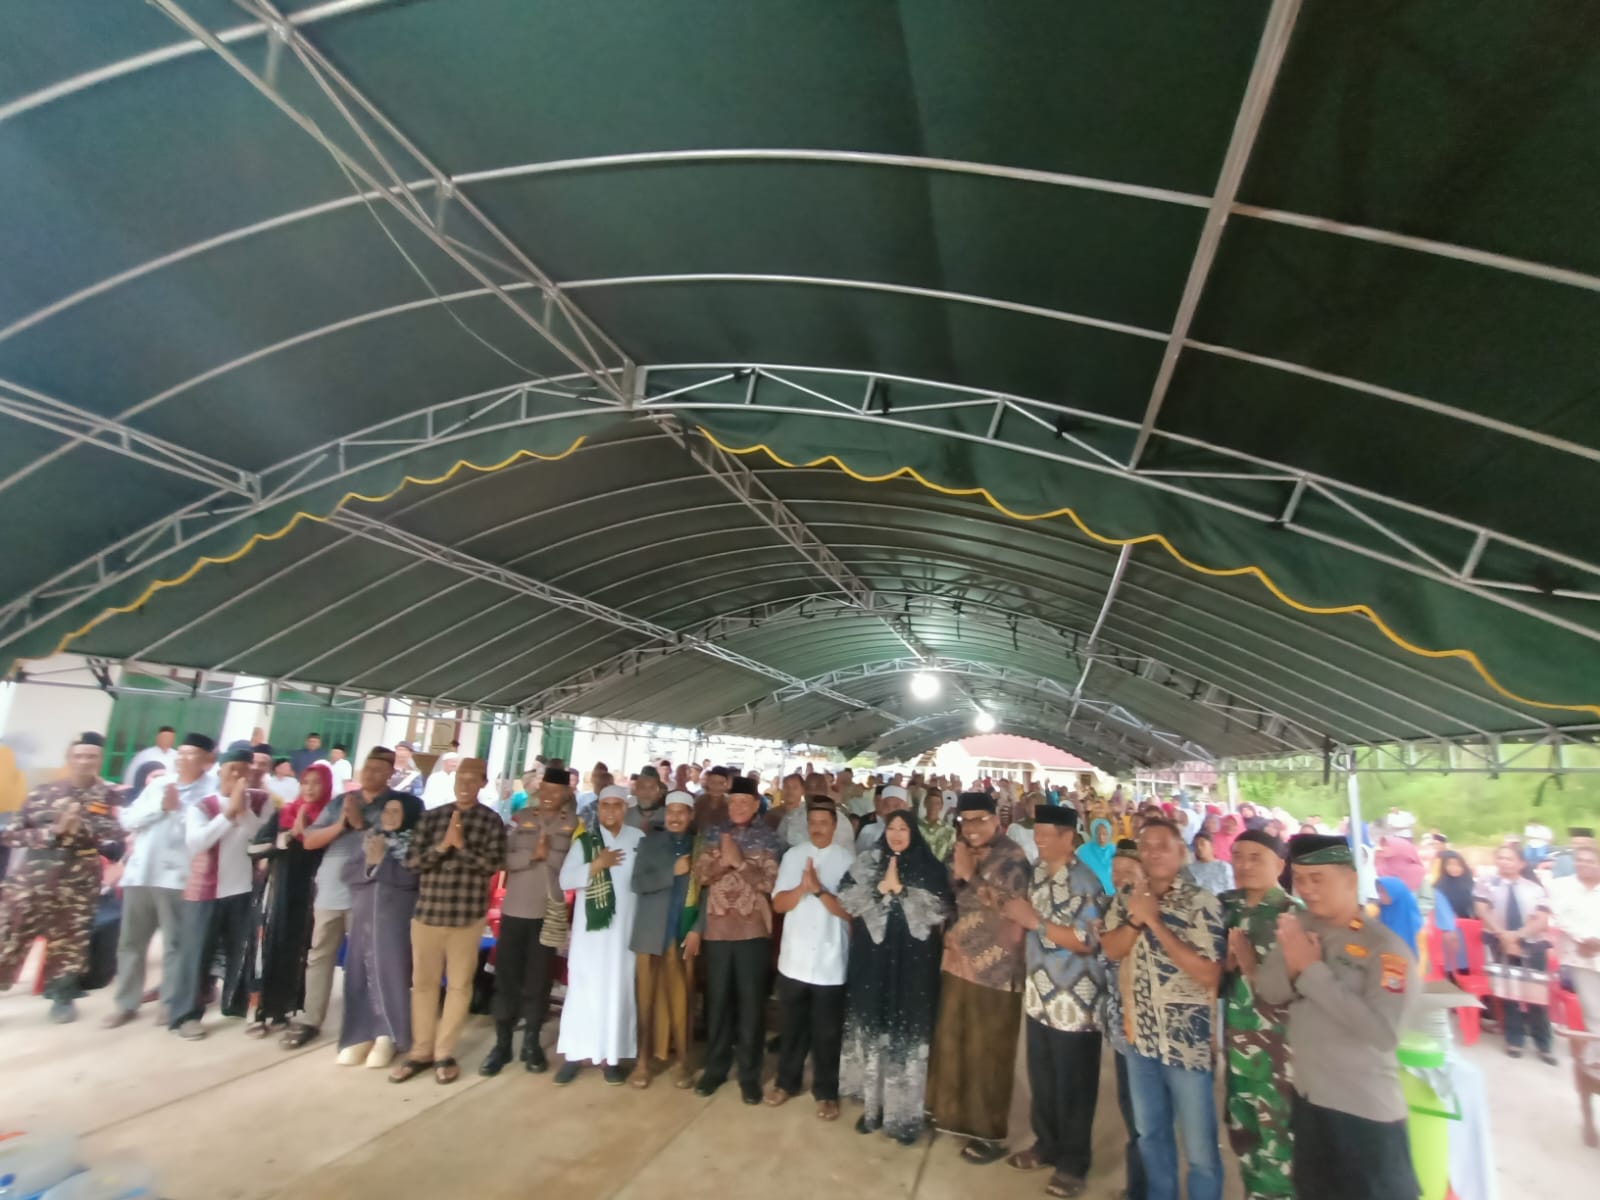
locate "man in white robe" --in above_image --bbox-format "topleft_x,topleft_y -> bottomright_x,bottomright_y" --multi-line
421,752 -> 459,810
554,784 -> 645,1085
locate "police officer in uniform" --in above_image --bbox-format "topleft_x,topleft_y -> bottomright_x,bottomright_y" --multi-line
0,731 -> 123,1022
1256,833 -> 1420,1200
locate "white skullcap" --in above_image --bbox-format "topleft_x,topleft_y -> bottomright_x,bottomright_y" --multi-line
664,790 -> 695,808
881,785 -> 909,802
598,785 -> 630,802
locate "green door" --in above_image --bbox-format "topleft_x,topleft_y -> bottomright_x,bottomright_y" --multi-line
540,717 -> 575,764
104,672 -> 227,782
268,689 -> 362,762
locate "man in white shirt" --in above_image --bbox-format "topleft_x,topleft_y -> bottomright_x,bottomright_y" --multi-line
106,731 -> 216,1029
856,785 -> 910,853
1524,820 -> 1555,865
1550,842 -> 1600,1032
774,773 -> 853,850
327,743 -> 353,790
1387,806 -> 1417,841
421,751 -> 460,810
121,725 -> 177,786
767,799 -> 854,1119
169,743 -> 269,1039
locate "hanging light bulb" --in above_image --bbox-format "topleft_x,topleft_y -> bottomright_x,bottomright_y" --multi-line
909,671 -> 941,700
973,710 -> 996,733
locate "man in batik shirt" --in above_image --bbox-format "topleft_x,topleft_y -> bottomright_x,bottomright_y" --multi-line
926,791 -> 1033,1163
1102,818 -> 1226,1200
1003,806 -> 1106,1198
1220,830 -> 1298,1200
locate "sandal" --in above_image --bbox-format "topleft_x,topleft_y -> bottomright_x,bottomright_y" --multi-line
1045,1173 -> 1087,1198
280,1024 -> 319,1050
960,1140 -> 1007,1165
1006,1148 -> 1048,1171
244,1022 -> 269,1039
816,1100 -> 840,1121
388,1057 -> 435,1084
434,1057 -> 461,1084
764,1086 -> 791,1108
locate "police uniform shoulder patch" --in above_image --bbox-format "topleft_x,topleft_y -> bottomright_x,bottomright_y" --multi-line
1379,952 -> 1408,993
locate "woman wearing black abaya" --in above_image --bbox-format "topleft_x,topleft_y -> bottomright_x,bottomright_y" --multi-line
244,763 -> 331,1037
837,809 -> 953,1145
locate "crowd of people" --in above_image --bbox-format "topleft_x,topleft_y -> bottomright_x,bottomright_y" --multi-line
3,729 -> 1600,1200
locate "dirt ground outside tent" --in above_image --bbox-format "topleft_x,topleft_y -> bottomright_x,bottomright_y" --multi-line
2,946 -> 1589,1200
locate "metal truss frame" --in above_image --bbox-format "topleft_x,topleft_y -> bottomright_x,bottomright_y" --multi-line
509,585 -> 1321,757
1227,723 -> 1600,777
647,411 -> 983,714
0,378 -> 257,500
1127,0 -> 1300,469
699,655 -> 1216,764
321,510 -> 905,727
636,364 -> 1600,639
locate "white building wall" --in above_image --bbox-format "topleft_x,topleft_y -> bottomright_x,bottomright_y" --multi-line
218,674 -> 272,748
0,654 -> 115,785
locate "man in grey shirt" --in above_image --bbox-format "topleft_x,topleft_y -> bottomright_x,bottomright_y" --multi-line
1256,833 -> 1419,1200
284,747 -> 400,1048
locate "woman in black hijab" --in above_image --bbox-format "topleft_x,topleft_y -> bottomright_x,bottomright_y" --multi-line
1433,849 -> 1477,975
836,809 -> 953,1145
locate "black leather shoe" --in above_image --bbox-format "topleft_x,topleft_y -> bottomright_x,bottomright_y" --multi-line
740,1083 -> 762,1105
855,1114 -> 881,1135
479,1045 -> 512,1077
602,1064 -> 626,1086
524,1043 -> 548,1073
694,1075 -> 723,1097
552,1060 -> 581,1086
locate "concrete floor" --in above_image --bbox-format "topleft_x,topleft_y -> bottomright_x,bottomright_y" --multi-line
1,951 -> 1592,1200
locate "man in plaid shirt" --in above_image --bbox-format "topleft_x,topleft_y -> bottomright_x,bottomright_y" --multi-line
391,756 -> 507,1086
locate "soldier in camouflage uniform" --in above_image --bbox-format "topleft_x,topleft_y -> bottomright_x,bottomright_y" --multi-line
0,731 -> 123,1022
1220,829 -> 1298,1200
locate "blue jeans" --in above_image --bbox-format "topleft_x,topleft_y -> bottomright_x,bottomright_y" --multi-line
1124,1050 -> 1222,1200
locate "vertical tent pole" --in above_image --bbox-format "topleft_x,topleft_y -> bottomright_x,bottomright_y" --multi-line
1347,765 -> 1375,902
1227,770 -> 1240,811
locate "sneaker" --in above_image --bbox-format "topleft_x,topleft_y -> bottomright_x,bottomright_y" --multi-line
172,1020 -> 207,1041
552,1060 -> 581,1086
49,999 -> 77,1025
602,1064 -> 626,1086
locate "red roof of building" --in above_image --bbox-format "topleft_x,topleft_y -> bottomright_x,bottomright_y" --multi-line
956,735 -> 1094,772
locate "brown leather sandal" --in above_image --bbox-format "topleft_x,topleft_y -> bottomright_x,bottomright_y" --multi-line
434,1057 -> 461,1084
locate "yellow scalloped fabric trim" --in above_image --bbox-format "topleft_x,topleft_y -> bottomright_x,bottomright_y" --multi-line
30,435 -> 588,668
696,428 -> 1600,722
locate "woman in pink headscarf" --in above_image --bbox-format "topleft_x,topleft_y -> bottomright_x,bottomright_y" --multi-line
1374,832 -> 1425,894
1211,813 -> 1241,862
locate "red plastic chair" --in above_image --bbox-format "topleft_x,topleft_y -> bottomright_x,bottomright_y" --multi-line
1451,917 -> 1490,1045
1423,918 -> 1447,983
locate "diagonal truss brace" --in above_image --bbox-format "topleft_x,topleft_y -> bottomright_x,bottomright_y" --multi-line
649,410 -> 982,710
322,510 -> 902,724
0,378 -> 257,499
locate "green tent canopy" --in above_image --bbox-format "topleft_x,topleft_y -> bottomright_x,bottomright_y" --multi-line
2,0 -> 1597,770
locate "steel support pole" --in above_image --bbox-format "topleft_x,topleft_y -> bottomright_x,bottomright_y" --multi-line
1347,768 -> 1375,902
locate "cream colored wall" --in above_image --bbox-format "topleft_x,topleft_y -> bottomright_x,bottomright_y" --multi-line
0,654 -> 116,785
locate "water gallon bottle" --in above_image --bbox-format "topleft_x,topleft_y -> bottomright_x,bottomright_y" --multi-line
0,1130 -> 82,1200
1397,1032 -> 1456,1200
41,1162 -> 158,1200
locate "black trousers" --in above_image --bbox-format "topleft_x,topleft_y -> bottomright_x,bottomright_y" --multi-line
1291,1092 -> 1420,1200
172,892 -> 254,1026
774,972 -> 845,1100
703,938 -> 768,1089
1114,1049 -> 1148,1200
492,915 -> 552,1048
1026,1019 -> 1102,1179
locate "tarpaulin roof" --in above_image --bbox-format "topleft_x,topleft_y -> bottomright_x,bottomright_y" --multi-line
2,0 -> 1597,770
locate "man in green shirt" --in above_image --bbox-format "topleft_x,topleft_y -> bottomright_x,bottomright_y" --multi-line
1220,830 -> 1297,1200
